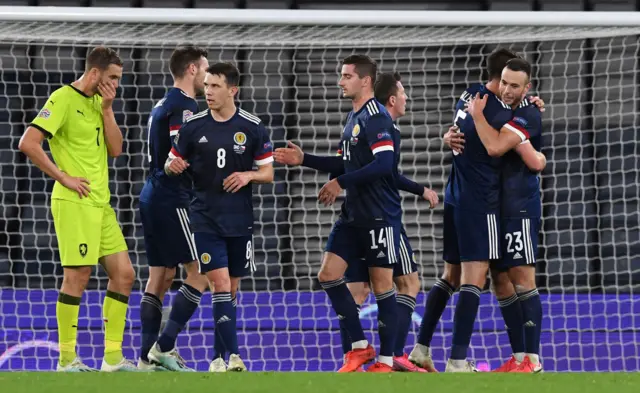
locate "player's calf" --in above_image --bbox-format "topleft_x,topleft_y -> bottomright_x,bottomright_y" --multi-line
155,268 -> 205,356
410,263 -> 458,372
319,253 -> 368,354
140,266 -> 176,363
100,251 -> 136,367
57,267 -> 92,367
394,272 -> 418,360
510,265 -> 542,368
342,281 -> 369,357
491,268 -> 526,371
207,268 -> 239,360
370,266 -> 397,368
449,261 -> 488,365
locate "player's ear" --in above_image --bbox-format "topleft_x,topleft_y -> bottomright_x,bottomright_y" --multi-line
88,67 -> 99,80
388,95 -> 396,107
229,85 -> 239,98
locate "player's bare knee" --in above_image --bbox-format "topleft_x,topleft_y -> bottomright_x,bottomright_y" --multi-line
460,261 -> 489,288
207,269 -> 231,293
145,267 -> 168,296
442,263 -> 461,289
318,252 -> 347,283
491,270 -> 515,299
509,266 -> 536,293
118,263 -> 136,290
369,267 -> 394,295
317,266 -> 341,283
62,266 -> 91,295
163,267 -> 176,291
184,268 -> 209,293
183,260 -> 200,276
395,272 -> 420,298
347,282 -> 370,305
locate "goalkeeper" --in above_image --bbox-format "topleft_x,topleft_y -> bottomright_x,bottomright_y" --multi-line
19,46 -> 137,372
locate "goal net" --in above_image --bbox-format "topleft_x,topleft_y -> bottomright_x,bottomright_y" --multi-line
0,19 -> 639,372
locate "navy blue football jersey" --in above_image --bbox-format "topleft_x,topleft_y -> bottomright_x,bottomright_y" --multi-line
140,87 -> 198,204
501,99 -> 543,218
337,98 -> 401,226
171,108 -> 273,236
444,83 -> 513,213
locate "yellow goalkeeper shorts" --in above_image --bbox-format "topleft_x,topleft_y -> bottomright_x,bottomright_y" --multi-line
51,199 -> 128,267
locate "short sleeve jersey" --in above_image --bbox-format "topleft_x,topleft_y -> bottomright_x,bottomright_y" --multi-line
444,83 -> 513,213
501,99 -> 543,218
140,87 -> 199,204
337,98 -> 402,227
171,108 -> 273,236
29,85 -> 109,206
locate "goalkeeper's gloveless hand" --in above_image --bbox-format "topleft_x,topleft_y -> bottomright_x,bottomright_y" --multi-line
99,81 -> 117,110
60,173 -> 91,198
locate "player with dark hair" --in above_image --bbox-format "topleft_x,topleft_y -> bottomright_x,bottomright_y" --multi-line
138,46 -> 210,371
408,49 -> 545,372
19,46 -> 137,371
411,47 -> 516,372
274,55 -> 402,372
465,57 -> 545,373
160,62 -> 274,373
337,71 -> 438,372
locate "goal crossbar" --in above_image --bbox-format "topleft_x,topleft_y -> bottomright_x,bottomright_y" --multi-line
2,6 -> 640,26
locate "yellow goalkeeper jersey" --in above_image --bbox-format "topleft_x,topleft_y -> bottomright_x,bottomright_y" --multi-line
29,85 -> 110,206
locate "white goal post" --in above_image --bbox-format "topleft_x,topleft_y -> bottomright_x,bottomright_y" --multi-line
0,6 -> 638,373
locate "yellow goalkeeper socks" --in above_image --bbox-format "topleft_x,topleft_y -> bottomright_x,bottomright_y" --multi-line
103,290 -> 129,365
56,292 -> 81,366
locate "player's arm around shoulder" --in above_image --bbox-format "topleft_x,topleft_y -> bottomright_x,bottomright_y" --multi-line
467,93 -> 522,157
514,108 -> 546,172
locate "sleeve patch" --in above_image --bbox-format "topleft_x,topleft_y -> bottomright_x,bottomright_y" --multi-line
512,116 -> 528,128
182,110 -> 193,122
38,109 -> 51,119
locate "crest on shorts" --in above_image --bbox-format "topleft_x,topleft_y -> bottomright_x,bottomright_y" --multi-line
79,243 -> 88,258
234,132 -> 247,146
38,108 -> 51,119
412,253 -> 417,263
200,252 -> 211,264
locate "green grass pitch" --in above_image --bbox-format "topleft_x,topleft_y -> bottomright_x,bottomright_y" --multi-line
2,372 -> 639,393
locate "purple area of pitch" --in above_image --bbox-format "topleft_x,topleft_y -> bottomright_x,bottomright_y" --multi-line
1,290 -> 639,372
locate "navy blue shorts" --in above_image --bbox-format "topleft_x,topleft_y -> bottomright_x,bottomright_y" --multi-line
493,217 -> 540,271
442,203 -> 501,264
345,228 -> 417,283
139,201 -> 198,268
194,232 -> 256,277
325,219 -> 401,269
